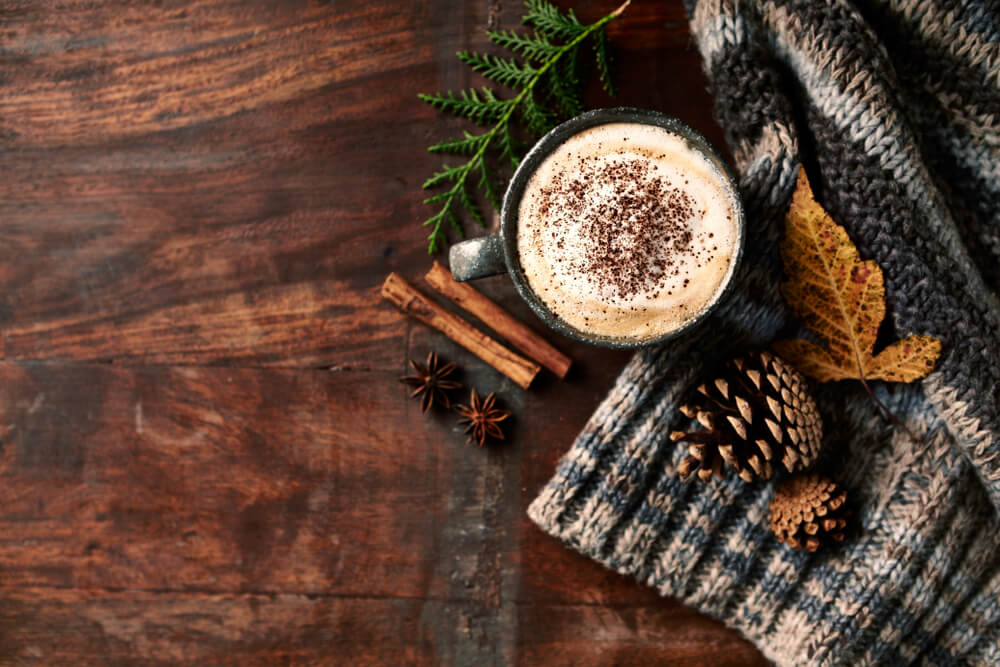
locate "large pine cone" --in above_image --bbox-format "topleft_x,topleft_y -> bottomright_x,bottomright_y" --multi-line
770,473 -> 849,552
671,350 -> 823,482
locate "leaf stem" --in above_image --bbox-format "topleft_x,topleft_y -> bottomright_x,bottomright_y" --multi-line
847,319 -> 924,443
611,0 -> 631,18
857,376 -> 924,444
424,3 -> 626,253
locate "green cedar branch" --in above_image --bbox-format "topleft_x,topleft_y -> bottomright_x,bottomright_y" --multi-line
420,0 -> 628,254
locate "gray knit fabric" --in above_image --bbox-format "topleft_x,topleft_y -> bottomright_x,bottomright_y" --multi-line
528,0 -> 1000,664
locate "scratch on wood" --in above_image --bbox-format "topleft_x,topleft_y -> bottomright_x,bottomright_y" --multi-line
487,0 -> 501,30
134,400 -> 143,434
27,393 -> 45,415
326,365 -> 376,372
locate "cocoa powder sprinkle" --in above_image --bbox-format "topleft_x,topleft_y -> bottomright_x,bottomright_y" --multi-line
534,158 -> 700,300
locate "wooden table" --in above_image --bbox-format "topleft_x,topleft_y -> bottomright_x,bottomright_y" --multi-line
0,1 -> 767,663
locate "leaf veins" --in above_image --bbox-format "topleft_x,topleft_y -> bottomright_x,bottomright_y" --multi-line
772,167 -> 942,384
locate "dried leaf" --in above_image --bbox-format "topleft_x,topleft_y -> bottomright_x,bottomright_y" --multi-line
773,168 -> 941,383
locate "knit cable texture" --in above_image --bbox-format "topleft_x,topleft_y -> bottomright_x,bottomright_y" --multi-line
528,0 -> 1000,664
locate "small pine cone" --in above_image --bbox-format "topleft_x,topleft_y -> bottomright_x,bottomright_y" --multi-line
671,350 -> 823,482
770,473 -> 849,552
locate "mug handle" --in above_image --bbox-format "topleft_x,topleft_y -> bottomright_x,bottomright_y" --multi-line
449,235 -> 507,282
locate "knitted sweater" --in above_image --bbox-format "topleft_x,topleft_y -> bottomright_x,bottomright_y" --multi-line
528,0 -> 1000,664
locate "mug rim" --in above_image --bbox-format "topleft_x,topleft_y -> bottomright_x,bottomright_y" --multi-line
499,107 -> 745,350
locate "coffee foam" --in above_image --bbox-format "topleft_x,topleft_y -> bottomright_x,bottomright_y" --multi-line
516,122 -> 739,342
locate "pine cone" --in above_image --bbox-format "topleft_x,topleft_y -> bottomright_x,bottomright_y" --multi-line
770,473 -> 849,552
670,350 -> 823,482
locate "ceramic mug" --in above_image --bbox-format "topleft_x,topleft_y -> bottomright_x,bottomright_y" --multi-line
449,107 -> 744,349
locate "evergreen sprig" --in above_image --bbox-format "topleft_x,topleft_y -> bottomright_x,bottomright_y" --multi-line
418,0 -> 628,254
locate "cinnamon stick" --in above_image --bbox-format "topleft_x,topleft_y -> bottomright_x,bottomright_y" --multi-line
381,273 -> 540,389
425,261 -> 572,379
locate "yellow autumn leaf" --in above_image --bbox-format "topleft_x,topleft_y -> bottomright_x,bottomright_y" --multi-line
772,167 -> 941,383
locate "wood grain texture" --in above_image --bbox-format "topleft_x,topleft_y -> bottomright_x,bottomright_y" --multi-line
517,603 -> 772,666
0,589 -> 436,665
0,0 -> 767,663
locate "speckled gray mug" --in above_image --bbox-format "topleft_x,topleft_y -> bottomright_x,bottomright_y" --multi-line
449,107 -> 744,349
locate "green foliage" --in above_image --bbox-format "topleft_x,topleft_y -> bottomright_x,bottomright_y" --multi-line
524,0 -> 586,41
546,54 -> 584,118
488,30 -> 559,62
457,52 -> 538,89
593,28 -> 615,96
418,0 -> 625,254
418,88 -> 514,126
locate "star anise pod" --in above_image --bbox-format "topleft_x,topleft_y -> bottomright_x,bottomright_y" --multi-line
455,389 -> 510,446
399,351 -> 461,412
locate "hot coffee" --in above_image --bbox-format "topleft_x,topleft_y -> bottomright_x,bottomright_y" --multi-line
516,122 -> 740,342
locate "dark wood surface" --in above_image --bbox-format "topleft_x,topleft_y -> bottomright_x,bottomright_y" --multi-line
0,0 -> 767,664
